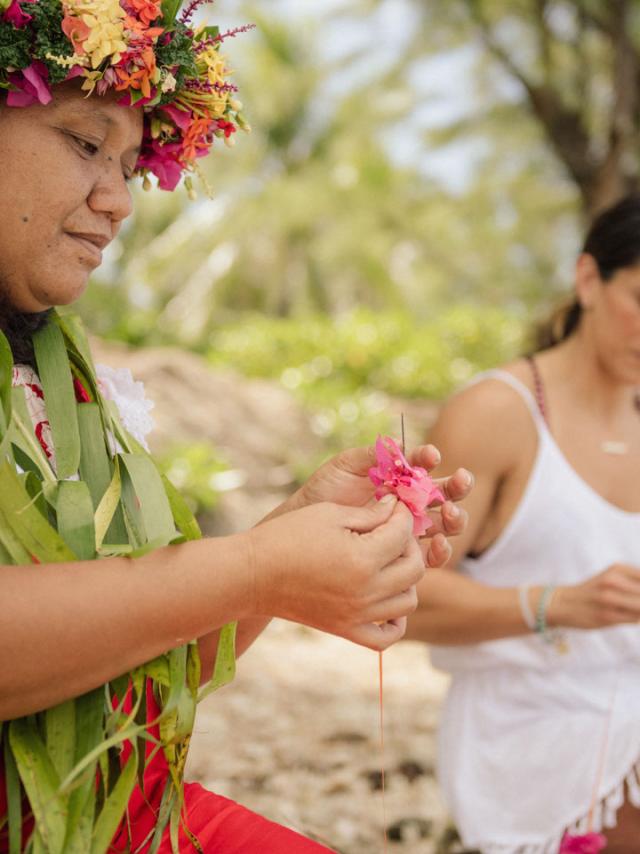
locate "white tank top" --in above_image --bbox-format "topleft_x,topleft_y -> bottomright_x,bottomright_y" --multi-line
431,369 -> 640,675
430,370 -> 640,853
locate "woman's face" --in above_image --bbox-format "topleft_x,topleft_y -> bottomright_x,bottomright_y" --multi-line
0,83 -> 143,313
580,256 -> 640,383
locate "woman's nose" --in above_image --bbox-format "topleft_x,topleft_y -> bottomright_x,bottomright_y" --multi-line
87,162 -> 134,225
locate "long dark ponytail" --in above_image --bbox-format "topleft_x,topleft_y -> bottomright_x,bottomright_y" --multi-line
536,194 -> 640,350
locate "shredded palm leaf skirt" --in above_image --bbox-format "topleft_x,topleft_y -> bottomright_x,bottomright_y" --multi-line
0,313 -> 236,853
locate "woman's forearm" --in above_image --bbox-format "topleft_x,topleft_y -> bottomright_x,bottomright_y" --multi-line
406,569 -> 541,645
0,534 -> 254,719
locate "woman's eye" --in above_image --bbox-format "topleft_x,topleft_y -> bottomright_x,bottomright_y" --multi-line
73,136 -> 100,156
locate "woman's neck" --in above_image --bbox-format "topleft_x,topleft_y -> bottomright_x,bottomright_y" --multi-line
0,301 -> 51,366
548,333 -> 636,423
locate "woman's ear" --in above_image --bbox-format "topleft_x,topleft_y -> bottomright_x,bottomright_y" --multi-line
575,252 -> 602,310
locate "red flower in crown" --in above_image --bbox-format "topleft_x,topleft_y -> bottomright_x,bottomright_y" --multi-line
369,436 -> 444,536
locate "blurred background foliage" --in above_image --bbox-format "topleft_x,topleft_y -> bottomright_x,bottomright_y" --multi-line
76,0 -> 640,506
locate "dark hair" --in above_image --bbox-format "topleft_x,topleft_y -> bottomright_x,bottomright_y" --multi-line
536,193 -> 640,350
0,299 -> 51,367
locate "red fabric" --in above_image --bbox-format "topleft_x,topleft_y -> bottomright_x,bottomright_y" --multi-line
109,683 -> 335,853
0,683 -> 332,853
148,783 -> 334,853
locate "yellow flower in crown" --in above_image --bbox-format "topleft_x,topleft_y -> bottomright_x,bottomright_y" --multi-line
64,0 -> 127,67
190,42 -> 231,117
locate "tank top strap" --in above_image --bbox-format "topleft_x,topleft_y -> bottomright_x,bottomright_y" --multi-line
465,369 -> 547,433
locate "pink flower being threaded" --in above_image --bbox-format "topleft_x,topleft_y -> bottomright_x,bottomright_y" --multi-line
368,436 -> 444,536
559,833 -> 607,853
6,61 -> 52,107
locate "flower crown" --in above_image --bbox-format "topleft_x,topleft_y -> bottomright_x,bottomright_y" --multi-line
0,0 -> 251,191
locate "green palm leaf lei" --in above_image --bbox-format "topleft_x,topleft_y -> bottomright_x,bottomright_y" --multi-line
0,312 -> 237,853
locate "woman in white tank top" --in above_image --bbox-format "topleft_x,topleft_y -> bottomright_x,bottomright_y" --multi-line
406,194 -> 640,853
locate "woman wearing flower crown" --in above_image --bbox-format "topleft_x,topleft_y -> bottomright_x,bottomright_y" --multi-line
0,1 -> 471,851
406,195 -> 640,853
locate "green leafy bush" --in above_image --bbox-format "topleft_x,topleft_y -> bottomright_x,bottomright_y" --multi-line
156,442 -> 231,515
207,305 -> 526,451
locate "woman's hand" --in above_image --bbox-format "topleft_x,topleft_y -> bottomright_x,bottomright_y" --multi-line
247,496 -> 425,650
291,444 -> 473,568
549,564 -> 640,629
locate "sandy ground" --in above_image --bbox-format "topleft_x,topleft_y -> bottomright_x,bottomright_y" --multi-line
186,620 -> 457,854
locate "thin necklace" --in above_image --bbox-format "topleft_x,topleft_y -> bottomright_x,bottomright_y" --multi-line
526,356 -> 636,456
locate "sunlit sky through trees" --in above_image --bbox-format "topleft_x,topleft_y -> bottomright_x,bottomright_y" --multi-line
213,0 -> 505,191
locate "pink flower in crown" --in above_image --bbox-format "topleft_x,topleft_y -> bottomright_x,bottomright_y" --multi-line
95,67 -> 119,96
159,103 -> 193,131
2,0 -> 36,27
559,832 -> 607,853
6,61 -> 52,107
64,65 -> 87,83
368,436 -> 444,536
136,139 -> 184,190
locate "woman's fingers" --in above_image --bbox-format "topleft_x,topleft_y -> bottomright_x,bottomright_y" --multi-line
593,570 -> 640,622
373,544 -> 425,599
422,532 -> 453,568
418,501 -> 468,538
563,564 -> 640,628
408,443 -> 442,472
358,501 -> 416,565
434,467 -> 474,503
409,446 -> 474,498
367,588 -> 419,624
347,618 -> 408,651
344,494 -> 399,534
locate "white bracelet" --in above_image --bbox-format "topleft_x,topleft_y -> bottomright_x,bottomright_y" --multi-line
518,584 -> 536,631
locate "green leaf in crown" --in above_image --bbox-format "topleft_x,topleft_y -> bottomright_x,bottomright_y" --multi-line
0,312 -> 237,853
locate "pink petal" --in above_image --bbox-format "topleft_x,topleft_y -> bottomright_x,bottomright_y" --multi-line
64,65 -> 86,82
412,514 -> 432,537
159,103 -> 193,131
7,62 -> 52,106
559,833 -> 607,853
369,434 -> 442,536
2,0 -> 33,27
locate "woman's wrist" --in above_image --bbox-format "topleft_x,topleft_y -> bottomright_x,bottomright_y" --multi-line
519,584 -> 570,654
545,585 -> 571,628
187,533 -> 258,623
258,488 -> 306,526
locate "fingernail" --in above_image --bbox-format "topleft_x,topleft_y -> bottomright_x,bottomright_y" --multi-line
461,470 -> 472,487
379,494 -> 397,504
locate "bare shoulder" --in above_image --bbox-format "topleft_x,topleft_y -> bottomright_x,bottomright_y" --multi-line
429,361 -> 538,477
501,357 -> 538,389
434,360 -> 536,432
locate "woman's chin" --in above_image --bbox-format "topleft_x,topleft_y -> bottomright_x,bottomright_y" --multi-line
22,279 -> 89,312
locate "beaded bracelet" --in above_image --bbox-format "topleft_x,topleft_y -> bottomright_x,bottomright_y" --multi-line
517,585 -> 536,631
535,584 -> 555,636
535,584 -> 569,654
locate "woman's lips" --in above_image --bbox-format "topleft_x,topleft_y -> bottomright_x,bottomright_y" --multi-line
65,232 -> 108,265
